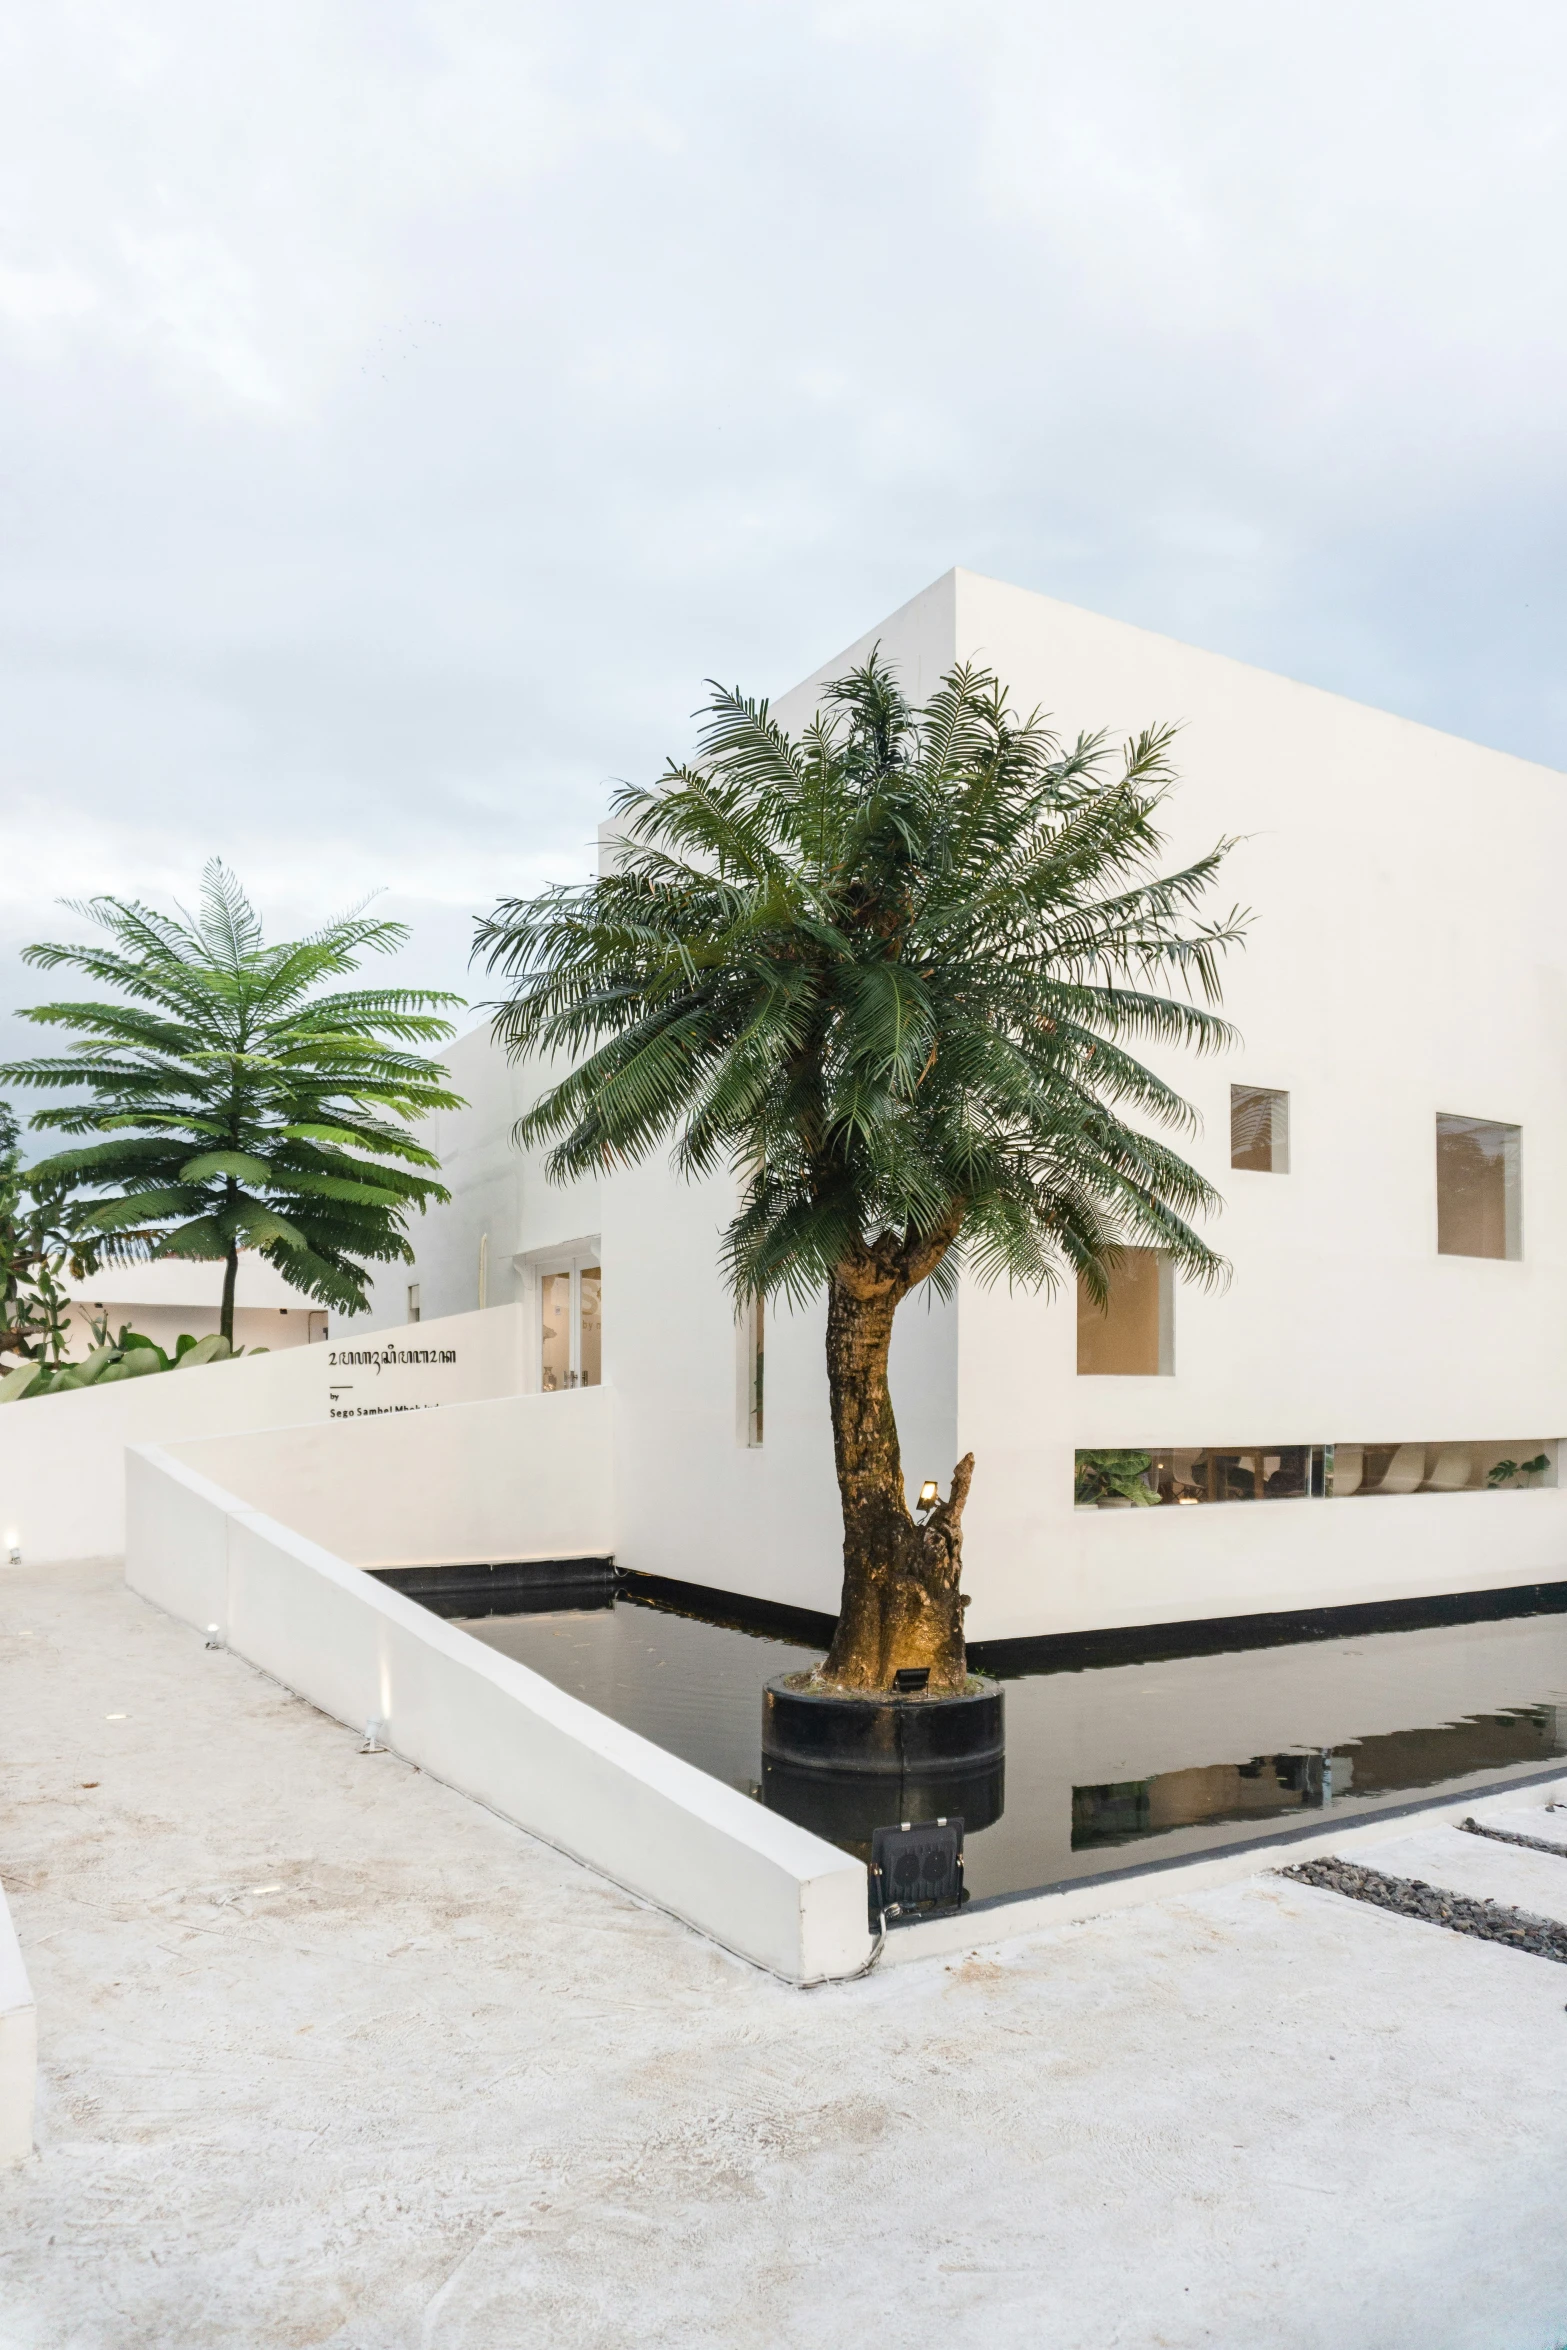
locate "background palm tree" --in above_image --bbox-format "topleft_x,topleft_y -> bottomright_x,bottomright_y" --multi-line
0,861 -> 463,1343
478,656 -> 1244,1693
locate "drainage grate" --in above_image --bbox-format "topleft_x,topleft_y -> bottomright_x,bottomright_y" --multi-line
1458,1814 -> 1567,1861
1281,1856 -> 1567,1965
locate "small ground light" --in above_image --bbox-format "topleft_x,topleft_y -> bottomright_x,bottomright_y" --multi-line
916,1479 -> 940,1512
105,1713 -> 127,1721
359,1718 -> 386,1754
204,1624 -> 223,1648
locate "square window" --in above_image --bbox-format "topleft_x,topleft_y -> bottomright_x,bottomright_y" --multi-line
1231,1085 -> 1289,1173
1077,1249 -> 1173,1375
1436,1114 -> 1520,1259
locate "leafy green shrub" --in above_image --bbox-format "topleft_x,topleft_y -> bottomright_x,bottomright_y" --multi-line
0,1325 -> 266,1402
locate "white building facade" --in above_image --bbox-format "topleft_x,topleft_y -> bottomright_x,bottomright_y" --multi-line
358,569 -> 1567,1644
61,1254 -> 328,1356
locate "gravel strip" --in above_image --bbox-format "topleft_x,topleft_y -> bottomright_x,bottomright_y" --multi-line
1458,1814 -> 1567,1861
1281,1856 -> 1567,1964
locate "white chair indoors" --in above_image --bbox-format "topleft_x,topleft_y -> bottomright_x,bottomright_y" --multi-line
1374,1443 -> 1427,1495
1423,1446 -> 1474,1492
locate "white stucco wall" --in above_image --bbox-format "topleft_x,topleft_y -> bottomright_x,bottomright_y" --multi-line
124,1446 -> 869,1981
926,571 -> 1567,1635
60,1250 -> 329,1355
164,1386 -> 611,1569
0,1302 -> 530,1565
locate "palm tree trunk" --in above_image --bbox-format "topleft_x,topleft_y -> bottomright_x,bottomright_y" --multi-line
219,1244 -> 238,1347
818,1261 -> 974,1692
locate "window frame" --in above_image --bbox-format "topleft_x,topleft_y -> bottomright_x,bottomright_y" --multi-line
1435,1111 -> 1522,1261
1229,1083 -> 1290,1175
524,1241 -> 603,1392
1076,1248 -> 1175,1377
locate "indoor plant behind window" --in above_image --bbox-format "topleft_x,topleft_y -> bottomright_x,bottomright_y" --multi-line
1075,1449 -> 1161,1508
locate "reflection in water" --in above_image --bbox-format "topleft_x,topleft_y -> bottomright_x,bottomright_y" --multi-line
760,1755 -> 1004,1863
460,1595 -> 1567,1904
1073,1706 -> 1567,1851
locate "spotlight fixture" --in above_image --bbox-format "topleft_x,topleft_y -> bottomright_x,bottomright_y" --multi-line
359,1717 -> 387,1754
868,1818 -> 965,1929
916,1479 -> 940,1512
204,1624 -> 223,1649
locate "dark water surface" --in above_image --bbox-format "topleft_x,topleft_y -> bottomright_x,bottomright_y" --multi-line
461,1594 -> 1567,1903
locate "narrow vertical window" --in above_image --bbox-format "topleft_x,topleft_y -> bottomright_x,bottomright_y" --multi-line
406,1282 -> 421,1324
1077,1250 -> 1173,1375
477,1231 -> 489,1309
578,1265 -> 602,1387
1436,1114 -> 1520,1259
541,1270 -> 571,1390
747,1294 -> 765,1445
1231,1085 -> 1289,1172
538,1255 -> 603,1391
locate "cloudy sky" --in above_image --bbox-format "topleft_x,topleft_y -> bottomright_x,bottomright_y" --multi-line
2,1 -> 1564,1065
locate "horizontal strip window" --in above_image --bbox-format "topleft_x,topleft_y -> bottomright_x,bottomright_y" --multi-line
1329,1442 -> 1555,1496
1075,1442 -> 1557,1508
1076,1448 -> 1324,1507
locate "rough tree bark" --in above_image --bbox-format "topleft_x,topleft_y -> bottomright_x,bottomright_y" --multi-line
219,1241 -> 239,1348
817,1234 -> 975,1693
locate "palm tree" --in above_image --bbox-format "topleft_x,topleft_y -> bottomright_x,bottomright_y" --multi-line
0,861 -> 464,1344
477,656 -> 1243,1694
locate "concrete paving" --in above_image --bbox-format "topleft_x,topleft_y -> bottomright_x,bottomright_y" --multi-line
4,1557 -> 1567,2350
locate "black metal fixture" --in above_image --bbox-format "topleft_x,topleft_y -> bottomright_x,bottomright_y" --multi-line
893,1665 -> 930,1694
868,1818 -> 966,1930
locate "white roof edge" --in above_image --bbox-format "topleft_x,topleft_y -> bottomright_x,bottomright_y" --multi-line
947,564 -> 1567,784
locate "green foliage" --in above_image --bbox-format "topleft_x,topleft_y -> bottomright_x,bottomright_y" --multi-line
478,653 -> 1242,1311
0,1097 -> 102,1367
1074,1448 -> 1161,1505
0,1323 -> 260,1403
0,861 -> 465,1339
1487,1453 -> 1551,1489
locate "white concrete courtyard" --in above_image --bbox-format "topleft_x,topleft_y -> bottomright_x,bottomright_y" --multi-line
4,1559 -> 1567,2349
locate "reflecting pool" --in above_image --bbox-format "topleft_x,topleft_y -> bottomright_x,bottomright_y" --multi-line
460,1592 -> 1567,1904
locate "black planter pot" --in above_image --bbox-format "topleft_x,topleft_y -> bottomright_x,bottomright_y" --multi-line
759,1674 -> 1005,1859
762,1674 -> 1004,1775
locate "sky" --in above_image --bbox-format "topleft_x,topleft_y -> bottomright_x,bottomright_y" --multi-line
2,0 -> 1566,1072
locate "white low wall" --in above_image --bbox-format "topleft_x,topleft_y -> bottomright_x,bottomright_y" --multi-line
0,1303 -> 527,1566
0,1878 -> 35,2164
124,1446 -> 869,1982
160,1386 -> 611,1567
964,1480 -> 1567,1645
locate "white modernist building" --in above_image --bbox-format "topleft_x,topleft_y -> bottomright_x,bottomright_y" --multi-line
350,567 -> 1567,1646
59,1253 -> 329,1358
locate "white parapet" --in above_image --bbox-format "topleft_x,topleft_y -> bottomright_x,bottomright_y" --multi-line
0,1303 -> 529,1566
125,1444 -> 871,1983
0,1877 -> 36,2165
